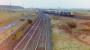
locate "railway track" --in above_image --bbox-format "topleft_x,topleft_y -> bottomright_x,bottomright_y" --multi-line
35,14 -> 51,50
14,13 -> 51,50
0,21 -> 30,50
0,12 -> 51,50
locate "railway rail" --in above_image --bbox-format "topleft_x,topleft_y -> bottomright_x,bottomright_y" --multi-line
14,13 -> 51,50
0,12 -> 51,50
0,20 -> 30,50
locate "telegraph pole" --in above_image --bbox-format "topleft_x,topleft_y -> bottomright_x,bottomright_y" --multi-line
9,0 -> 14,6
9,0 -> 11,6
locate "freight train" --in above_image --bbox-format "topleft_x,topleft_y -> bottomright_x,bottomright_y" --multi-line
42,10 -> 74,17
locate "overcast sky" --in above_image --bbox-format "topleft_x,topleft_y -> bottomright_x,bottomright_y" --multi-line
0,0 -> 90,9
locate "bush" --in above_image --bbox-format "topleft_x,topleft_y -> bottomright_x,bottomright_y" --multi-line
57,22 -> 72,33
64,20 -> 77,29
27,19 -> 32,24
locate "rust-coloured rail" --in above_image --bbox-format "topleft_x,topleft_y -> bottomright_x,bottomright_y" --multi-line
0,13 -> 52,50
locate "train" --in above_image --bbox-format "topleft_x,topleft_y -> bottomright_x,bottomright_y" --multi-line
42,10 -> 74,17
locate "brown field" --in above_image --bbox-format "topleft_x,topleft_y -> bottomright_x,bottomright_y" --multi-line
51,14 -> 90,50
0,9 -> 37,27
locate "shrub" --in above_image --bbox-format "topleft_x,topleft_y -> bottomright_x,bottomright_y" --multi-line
65,20 -> 77,29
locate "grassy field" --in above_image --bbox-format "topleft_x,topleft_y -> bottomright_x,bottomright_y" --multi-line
51,16 -> 90,50
0,9 -> 37,27
0,11 -> 23,27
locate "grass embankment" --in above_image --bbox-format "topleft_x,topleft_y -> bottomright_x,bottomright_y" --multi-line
0,9 -> 37,27
51,16 -> 90,50
0,11 -> 25,27
0,9 -> 36,43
